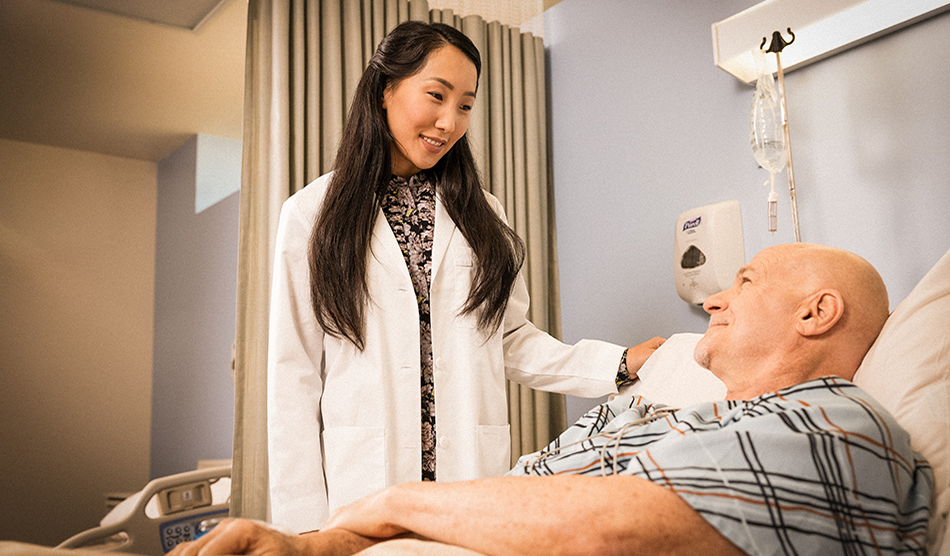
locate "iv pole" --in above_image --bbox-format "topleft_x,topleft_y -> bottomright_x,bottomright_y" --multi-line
761,28 -> 801,242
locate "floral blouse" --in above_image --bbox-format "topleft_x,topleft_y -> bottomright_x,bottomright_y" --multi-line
383,172 -> 438,481
382,172 -> 631,482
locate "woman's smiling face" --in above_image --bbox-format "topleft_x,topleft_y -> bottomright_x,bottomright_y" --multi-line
382,45 -> 478,178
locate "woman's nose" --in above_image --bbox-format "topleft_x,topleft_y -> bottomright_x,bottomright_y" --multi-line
435,109 -> 456,134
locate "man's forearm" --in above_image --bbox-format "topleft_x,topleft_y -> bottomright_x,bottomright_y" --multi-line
298,529 -> 378,556
327,475 -> 743,556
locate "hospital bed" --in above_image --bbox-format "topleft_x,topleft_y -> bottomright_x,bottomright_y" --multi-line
53,465 -> 231,556
1,248 -> 948,556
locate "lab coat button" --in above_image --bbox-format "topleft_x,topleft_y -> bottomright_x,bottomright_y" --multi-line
439,436 -> 450,449
435,358 -> 445,370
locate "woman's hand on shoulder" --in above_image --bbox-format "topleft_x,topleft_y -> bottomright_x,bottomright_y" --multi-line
625,337 -> 666,376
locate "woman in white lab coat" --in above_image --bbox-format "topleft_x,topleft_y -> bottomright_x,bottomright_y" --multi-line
266,21 -> 660,533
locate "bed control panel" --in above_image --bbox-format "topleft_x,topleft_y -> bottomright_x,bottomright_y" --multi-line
160,509 -> 230,552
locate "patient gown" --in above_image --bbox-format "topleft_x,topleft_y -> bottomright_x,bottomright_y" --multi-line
509,376 -> 933,555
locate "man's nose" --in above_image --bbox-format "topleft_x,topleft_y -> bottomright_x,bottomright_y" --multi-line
703,289 -> 729,314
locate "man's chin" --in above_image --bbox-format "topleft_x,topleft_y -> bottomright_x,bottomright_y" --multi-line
694,336 -> 713,370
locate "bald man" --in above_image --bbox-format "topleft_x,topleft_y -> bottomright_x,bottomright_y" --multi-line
172,244 -> 932,556
693,242 -> 890,399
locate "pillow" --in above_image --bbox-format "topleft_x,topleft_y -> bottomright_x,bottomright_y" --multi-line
615,332 -> 725,407
853,247 -> 950,556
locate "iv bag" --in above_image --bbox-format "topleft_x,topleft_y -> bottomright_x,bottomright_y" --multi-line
749,49 -> 786,174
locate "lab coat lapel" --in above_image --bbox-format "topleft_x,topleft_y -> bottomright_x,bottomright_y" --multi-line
432,195 -> 457,284
370,209 -> 412,285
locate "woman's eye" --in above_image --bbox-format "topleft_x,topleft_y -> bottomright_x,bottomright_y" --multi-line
429,92 -> 443,101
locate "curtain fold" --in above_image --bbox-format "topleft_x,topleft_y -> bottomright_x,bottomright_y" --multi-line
231,0 -> 564,519
447,15 -> 566,464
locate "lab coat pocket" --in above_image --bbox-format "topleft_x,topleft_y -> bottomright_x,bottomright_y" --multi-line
476,424 -> 511,478
322,426 -> 386,512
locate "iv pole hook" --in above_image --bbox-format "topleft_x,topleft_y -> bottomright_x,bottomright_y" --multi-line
760,28 -> 795,54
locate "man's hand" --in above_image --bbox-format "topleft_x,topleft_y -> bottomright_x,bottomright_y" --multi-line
625,336 -> 666,375
323,487 -> 412,540
167,518 -> 376,556
167,519 -> 303,556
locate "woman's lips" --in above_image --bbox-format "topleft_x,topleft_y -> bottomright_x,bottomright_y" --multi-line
421,135 -> 445,152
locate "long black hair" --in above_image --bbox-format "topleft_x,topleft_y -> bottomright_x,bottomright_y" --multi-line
308,20 -> 525,350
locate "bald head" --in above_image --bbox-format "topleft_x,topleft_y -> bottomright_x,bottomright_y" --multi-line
695,243 -> 889,399
779,243 -> 889,372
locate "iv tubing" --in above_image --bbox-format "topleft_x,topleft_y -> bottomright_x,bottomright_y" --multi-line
774,51 -> 801,242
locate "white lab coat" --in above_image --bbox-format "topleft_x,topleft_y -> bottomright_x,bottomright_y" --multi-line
267,172 -> 625,533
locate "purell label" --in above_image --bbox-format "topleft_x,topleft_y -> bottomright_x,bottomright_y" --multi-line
682,216 -> 701,231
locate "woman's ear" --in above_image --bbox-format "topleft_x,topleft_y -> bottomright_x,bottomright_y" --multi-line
797,290 -> 844,336
381,85 -> 392,111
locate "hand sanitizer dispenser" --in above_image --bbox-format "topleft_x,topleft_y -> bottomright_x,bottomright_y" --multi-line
674,200 -> 745,305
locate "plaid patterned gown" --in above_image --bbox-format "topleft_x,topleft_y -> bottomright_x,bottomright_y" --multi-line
509,376 -> 933,555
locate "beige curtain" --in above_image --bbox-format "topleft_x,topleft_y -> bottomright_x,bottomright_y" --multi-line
443,13 -> 567,465
231,0 -> 564,520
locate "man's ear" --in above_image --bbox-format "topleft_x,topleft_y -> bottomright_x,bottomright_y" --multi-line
797,290 -> 844,336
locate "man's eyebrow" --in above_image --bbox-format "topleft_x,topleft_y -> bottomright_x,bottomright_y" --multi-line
429,77 -> 477,98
